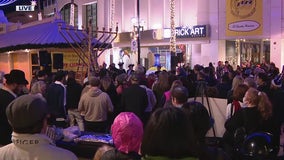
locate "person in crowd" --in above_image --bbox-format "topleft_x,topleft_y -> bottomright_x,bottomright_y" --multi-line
135,64 -> 149,88
146,73 -> 156,90
256,72 -> 270,95
114,73 -> 128,117
139,82 -> 157,125
181,101 -> 231,160
216,61 -> 224,82
141,107 -> 199,160
225,84 -> 249,120
194,70 -> 218,98
222,88 -> 280,159
268,62 -> 280,78
117,62 -> 126,75
227,75 -> 244,104
0,69 -> 28,145
216,72 -> 232,98
66,71 -> 84,131
30,80 -> 47,101
108,63 -> 119,81
100,112 -> 143,160
269,75 -> 284,127
100,76 -> 118,131
121,73 -> 148,122
115,73 -> 128,95
0,94 -> 78,160
182,101 -> 211,144
78,76 -> 113,132
152,71 -> 170,110
243,77 -> 257,89
93,145 -> 114,160
100,76 -> 118,108
154,65 -> 162,76
126,64 -> 135,76
99,62 -> 110,78
45,70 -> 68,128
164,85 -> 189,108
159,79 -> 183,108
224,61 -> 233,73
30,69 -> 39,90
208,62 -> 216,76
30,70 -> 48,91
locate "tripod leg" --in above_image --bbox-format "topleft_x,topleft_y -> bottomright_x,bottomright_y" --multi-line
205,91 -> 216,137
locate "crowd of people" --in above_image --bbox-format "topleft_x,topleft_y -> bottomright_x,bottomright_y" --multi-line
0,60 -> 283,160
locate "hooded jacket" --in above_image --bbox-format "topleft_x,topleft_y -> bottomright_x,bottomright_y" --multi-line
78,87 -> 113,122
0,132 -> 77,160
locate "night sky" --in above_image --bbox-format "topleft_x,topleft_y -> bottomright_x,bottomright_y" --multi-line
0,0 -> 42,14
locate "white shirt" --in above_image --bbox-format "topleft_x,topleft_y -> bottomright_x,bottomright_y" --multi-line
0,132 -> 78,160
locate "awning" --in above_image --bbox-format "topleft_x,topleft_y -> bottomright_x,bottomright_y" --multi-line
0,19 -> 110,53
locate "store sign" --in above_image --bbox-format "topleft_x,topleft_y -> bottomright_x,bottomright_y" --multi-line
131,39 -> 137,52
226,0 -> 262,36
163,25 -> 208,39
175,25 -> 207,38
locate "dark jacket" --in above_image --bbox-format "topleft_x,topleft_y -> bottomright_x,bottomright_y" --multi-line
45,82 -> 66,118
121,84 -> 148,121
0,89 -> 16,145
66,78 -> 82,110
224,107 -> 280,151
269,88 -> 284,125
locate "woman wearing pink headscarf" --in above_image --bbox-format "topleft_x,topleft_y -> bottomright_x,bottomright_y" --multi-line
100,112 -> 143,160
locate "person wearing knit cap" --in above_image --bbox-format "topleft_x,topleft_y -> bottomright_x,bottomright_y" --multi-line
0,69 -> 28,145
0,94 -> 78,160
270,75 -> 284,127
100,112 -> 143,160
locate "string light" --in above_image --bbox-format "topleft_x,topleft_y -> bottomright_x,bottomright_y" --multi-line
0,0 -> 17,6
170,0 -> 176,54
110,0 -> 115,29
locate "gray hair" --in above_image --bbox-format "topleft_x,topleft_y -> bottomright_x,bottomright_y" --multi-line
30,81 -> 46,95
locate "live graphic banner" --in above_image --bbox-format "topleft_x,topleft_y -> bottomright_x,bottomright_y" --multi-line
226,0 -> 263,36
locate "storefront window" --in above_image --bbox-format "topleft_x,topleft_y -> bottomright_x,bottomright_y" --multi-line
86,3 -> 97,37
148,44 -> 189,70
226,39 -> 270,67
60,3 -> 78,27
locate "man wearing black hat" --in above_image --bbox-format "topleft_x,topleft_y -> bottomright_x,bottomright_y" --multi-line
117,62 -> 126,75
0,94 -> 78,160
127,64 -> 135,76
0,69 -> 28,145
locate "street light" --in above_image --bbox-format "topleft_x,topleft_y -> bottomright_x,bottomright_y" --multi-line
130,0 -> 144,65
131,18 -> 144,65
136,0 -> 141,64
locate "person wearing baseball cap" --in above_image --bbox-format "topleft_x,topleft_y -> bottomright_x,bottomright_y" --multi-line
0,69 -> 29,145
0,94 -> 78,160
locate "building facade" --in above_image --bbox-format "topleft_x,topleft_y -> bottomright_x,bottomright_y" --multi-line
45,0 -> 283,70
1,0 -> 284,84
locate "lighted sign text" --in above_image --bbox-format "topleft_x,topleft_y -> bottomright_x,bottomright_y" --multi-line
16,1 -> 37,12
16,5 -> 35,11
163,25 -> 208,39
175,25 -> 207,38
